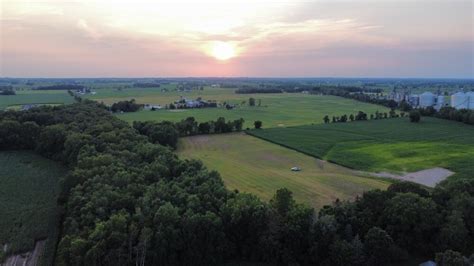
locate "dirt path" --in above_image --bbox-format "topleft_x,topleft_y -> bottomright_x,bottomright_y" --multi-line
370,167 -> 454,187
2,240 -> 45,266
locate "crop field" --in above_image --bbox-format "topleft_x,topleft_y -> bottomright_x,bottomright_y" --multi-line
0,151 -> 67,256
86,87 -> 390,127
177,133 -> 390,208
249,117 -> 474,179
0,90 -> 74,110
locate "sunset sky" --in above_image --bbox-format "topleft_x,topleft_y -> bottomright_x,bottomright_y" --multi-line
1,0 -> 473,78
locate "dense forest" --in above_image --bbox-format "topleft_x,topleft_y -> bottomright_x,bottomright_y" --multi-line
0,102 -> 473,265
110,99 -> 142,112
133,117 -> 245,149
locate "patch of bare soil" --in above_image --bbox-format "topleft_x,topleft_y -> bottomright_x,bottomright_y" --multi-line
2,240 -> 45,266
371,167 -> 454,187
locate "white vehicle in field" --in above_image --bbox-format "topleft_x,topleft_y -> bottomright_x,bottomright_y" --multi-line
291,166 -> 301,172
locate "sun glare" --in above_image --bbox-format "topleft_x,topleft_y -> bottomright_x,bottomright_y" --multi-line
210,41 -> 236,61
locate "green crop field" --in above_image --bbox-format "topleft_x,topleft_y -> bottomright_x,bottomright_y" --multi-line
86,87 -> 390,128
249,117 -> 474,179
0,90 -> 74,110
0,151 -> 67,258
177,133 -> 390,208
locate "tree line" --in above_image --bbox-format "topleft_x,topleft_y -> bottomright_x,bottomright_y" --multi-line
0,102 -> 472,265
132,82 -> 161,88
323,110 -> 405,124
0,86 -> 15,95
417,106 -> 474,125
110,99 -> 142,113
133,117 -> 245,149
34,84 -> 85,91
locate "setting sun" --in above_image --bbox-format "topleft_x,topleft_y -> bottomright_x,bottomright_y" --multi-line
210,41 -> 237,61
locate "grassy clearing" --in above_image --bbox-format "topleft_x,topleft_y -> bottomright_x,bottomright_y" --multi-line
0,151 -> 67,256
176,133 -> 390,209
249,117 -> 474,179
88,87 -> 390,128
0,90 -> 74,110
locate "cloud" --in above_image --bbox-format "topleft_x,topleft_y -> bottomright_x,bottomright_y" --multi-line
76,19 -> 101,39
1,0 -> 472,77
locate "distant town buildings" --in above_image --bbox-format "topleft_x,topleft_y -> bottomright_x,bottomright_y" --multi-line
386,88 -> 473,110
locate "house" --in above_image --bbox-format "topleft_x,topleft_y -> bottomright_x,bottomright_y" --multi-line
143,104 -> 162,110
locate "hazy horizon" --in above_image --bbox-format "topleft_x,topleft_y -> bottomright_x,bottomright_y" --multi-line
1,0 -> 473,78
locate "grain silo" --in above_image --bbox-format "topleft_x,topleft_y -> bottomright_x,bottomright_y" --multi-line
467,91 -> 474,110
408,94 -> 419,107
436,95 -> 445,110
419,92 -> 435,107
451,92 -> 468,109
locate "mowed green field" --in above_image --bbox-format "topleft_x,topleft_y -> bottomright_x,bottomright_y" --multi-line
86,87 -> 390,128
0,90 -> 74,110
0,151 -> 67,255
249,117 -> 474,179
177,133 -> 390,208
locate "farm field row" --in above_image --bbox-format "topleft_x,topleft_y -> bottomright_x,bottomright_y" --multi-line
0,90 -> 74,110
249,117 -> 474,179
0,151 -> 67,261
90,87 -> 390,128
176,133 -> 390,209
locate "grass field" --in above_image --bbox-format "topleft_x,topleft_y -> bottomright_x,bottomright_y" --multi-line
177,133 -> 390,208
0,90 -> 74,110
249,117 -> 474,179
87,87 -> 390,128
0,151 -> 67,256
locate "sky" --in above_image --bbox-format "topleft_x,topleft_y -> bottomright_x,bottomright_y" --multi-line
0,0 -> 473,78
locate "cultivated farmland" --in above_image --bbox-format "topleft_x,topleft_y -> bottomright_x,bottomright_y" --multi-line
0,90 -> 74,110
249,117 -> 474,179
177,133 -> 390,208
86,87 -> 390,127
0,151 -> 67,261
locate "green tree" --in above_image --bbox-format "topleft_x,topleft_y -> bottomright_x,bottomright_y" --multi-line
409,110 -> 421,123
254,120 -> 262,129
215,117 -> 227,133
364,227 -> 394,265
221,193 -> 268,259
249,98 -> 256,106
381,193 -> 439,250
323,115 -> 330,124
349,114 -> 355,121
438,211 -> 469,252
270,188 -> 295,217
198,122 -> 211,134
36,124 -> 67,160
233,118 -> 245,131
435,250 -> 464,266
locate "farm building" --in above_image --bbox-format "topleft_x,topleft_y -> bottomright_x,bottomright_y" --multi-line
467,91 -> 474,109
408,94 -> 419,107
174,97 -> 217,109
143,104 -> 162,110
419,92 -> 436,107
451,92 -> 469,109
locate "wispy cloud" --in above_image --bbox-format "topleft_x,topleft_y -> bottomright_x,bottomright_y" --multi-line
1,0 -> 472,77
